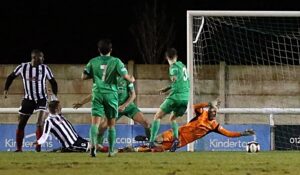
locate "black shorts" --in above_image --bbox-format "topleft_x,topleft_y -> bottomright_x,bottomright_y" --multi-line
19,98 -> 47,115
68,137 -> 89,152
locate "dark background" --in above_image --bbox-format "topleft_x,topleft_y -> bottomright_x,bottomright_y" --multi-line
1,0 -> 299,64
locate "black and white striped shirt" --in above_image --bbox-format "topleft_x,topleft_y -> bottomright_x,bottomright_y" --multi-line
13,62 -> 54,100
37,113 -> 79,148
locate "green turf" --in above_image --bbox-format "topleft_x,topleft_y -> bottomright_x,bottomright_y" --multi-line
0,151 -> 299,175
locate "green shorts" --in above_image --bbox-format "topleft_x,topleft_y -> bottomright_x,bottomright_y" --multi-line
117,103 -> 140,121
91,93 -> 118,119
160,98 -> 188,117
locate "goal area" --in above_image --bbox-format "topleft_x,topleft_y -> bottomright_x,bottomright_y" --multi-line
187,11 -> 300,151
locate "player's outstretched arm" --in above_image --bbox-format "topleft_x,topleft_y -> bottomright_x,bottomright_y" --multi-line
240,129 -> 255,136
217,125 -> 243,137
73,94 -> 92,109
208,98 -> 221,108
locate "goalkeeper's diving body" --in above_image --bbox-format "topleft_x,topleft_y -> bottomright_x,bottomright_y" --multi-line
130,100 -> 255,152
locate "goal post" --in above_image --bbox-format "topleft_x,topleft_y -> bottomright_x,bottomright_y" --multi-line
187,11 -> 300,152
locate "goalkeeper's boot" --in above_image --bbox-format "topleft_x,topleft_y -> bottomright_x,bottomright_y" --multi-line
169,138 -> 179,152
90,147 -> 96,157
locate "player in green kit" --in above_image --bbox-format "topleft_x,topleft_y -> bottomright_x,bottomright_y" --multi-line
149,48 -> 190,152
73,76 -> 151,148
82,39 -> 135,157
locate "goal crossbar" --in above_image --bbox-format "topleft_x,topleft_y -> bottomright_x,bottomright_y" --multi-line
187,11 -> 300,17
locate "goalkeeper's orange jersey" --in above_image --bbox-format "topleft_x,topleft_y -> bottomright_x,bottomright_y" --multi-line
161,103 -> 241,150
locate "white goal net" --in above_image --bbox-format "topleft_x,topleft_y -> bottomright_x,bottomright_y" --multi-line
187,11 -> 300,151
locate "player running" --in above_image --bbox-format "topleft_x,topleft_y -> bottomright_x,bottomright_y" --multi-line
149,48 -> 190,152
82,39 -> 135,157
73,76 -> 151,149
132,99 -> 255,152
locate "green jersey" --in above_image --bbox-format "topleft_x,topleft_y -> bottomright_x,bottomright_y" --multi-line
168,61 -> 190,100
117,77 -> 135,105
84,56 -> 128,94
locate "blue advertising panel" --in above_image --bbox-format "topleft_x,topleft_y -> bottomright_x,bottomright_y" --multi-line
0,124 -> 61,151
194,124 -> 270,151
0,124 -> 269,151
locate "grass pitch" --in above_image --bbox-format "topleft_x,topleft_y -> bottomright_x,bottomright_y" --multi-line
0,151 -> 299,175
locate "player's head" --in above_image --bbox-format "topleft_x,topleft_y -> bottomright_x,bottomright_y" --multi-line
31,49 -> 44,66
165,48 -> 178,64
48,100 -> 62,114
97,39 -> 112,56
208,106 -> 218,120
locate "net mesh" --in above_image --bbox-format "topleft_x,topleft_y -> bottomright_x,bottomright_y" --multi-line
192,16 -> 300,150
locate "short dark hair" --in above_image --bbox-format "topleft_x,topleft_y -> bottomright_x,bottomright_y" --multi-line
48,100 -> 60,114
165,48 -> 177,59
97,39 -> 112,55
31,49 -> 42,54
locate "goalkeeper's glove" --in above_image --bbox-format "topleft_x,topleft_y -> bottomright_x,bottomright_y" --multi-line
240,129 -> 255,136
209,98 -> 221,109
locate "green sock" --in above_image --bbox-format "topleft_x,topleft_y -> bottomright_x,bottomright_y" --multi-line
171,121 -> 179,139
108,127 -> 116,153
89,124 -> 98,146
97,132 -> 104,146
150,120 -> 160,142
144,127 -> 151,139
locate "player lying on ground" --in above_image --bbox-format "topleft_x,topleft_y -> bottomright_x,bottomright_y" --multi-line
33,100 -> 89,152
125,99 -> 255,152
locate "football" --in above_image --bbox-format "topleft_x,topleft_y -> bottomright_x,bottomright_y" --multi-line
246,141 -> 260,153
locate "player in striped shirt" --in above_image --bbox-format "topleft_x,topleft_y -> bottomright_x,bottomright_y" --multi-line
33,100 -> 89,152
3,49 -> 58,152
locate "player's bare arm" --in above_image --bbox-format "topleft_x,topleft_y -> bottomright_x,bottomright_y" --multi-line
123,74 -> 135,83
73,94 -> 92,109
3,72 -> 18,99
119,89 -> 136,112
81,72 -> 92,80
170,75 -> 177,82
159,86 -> 171,94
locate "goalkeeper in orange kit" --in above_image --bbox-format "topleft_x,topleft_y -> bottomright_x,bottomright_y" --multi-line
129,99 -> 255,152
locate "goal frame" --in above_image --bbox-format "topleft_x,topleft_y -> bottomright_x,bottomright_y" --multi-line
186,11 -> 300,152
